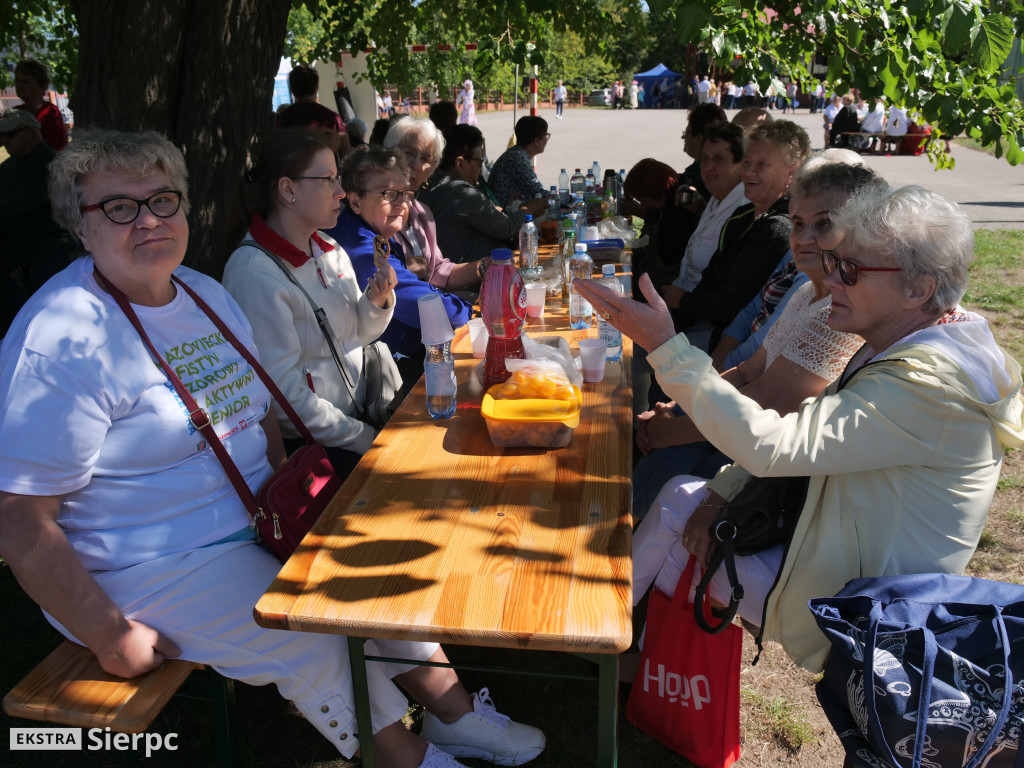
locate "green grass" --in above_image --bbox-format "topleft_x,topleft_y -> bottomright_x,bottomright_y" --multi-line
964,230 -> 1024,360
741,688 -> 816,751
954,136 -> 998,157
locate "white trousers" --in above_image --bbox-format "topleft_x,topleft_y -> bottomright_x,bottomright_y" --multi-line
632,475 -> 783,627
50,541 -> 439,759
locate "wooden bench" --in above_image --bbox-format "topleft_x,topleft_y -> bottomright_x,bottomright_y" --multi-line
4,640 -> 238,764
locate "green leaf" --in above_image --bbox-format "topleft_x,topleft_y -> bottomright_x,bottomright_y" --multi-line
970,14 -> 1014,71
675,0 -> 712,43
942,2 -> 972,54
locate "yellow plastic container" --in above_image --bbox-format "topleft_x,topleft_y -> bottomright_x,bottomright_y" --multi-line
480,385 -> 582,448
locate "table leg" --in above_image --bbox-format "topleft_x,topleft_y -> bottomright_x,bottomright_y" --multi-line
348,636 -> 376,768
594,653 -> 620,768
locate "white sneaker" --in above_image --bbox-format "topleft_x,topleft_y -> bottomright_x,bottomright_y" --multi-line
418,743 -> 469,768
420,688 -> 546,766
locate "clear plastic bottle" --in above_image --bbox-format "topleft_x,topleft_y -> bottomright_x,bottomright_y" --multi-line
518,214 -> 539,275
547,186 -> 559,219
569,168 -> 586,197
560,230 -> 575,305
558,169 -> 570,206
590,161 -> 602,184
584,168 -> 596,196
569,243 -> 594,329
620,263 -> 633,297
597,264 -> 623,360
571,193 -> 587,244
424,341 -> 457,418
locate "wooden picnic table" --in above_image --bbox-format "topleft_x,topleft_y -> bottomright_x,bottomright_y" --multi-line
254,259 -> 634,766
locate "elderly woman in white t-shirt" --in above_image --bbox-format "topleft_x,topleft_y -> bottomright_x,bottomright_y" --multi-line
0,130 -> 544,768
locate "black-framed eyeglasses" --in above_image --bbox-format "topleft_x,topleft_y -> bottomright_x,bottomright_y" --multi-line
465,155 -> 485,166
373,188 -> 415,203
293,174 -> 341,186
80,190 -> 183,225
821,249 -> 902,287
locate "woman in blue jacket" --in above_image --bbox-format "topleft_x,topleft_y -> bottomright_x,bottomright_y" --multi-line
328,145 -> 473,387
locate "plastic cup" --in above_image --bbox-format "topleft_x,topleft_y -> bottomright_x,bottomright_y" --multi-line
418,293 -> 455,345
525,283 -> 547,318
467,317 -> 488,358
578,339 -> 609,383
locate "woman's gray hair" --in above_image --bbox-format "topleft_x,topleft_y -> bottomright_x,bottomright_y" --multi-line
832,185 -> 973,314
48,130 -> 189,243
790,156 -> 890,205
383,116 -> 444,167
745,119 -> 812,168
339,145 -> 409,195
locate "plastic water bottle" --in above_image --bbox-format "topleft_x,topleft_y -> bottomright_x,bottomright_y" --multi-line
557,169 -> 570,206
570,168 -> 586,197
560,231 -> 575,305
571,193 -> 587,244
569,243 -> 594,329
603,169 -> 620,214
424,341 -> 457,418
418,293 -> 457,419
590,161 -> 602,185
518,214 -> 539,275
584,168 -> 596,196
597,264 -> 623,360
547,186 -> 560,219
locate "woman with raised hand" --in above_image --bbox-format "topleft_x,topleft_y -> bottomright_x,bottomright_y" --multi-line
632,158 -> 885,518
578,184 -> 1024,672
326,145 -> 473,387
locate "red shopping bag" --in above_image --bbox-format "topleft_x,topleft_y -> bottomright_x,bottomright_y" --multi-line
626,555 -> 742,767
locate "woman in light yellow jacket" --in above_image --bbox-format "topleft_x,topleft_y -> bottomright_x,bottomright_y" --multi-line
577,185 -> 1024,672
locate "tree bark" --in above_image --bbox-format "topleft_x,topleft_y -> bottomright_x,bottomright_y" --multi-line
69,0 -> 292,276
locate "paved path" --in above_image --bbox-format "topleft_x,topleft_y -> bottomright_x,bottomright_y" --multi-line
474,106 -> 1024,229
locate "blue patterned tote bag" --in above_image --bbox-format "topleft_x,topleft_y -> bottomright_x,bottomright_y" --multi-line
809,574 -> 1024,768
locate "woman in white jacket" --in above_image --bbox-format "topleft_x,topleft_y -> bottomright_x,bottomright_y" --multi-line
223,128 -> 397,479
577,185 -> 1024,672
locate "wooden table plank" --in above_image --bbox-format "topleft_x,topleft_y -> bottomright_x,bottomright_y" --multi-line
254,278 -> 633,655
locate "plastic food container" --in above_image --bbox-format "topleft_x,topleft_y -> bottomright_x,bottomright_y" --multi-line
480,385 -> 582,448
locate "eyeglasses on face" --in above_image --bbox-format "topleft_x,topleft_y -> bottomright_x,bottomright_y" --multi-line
821,249 -> 902,287
399,146 -> 435,166
371,188 -> 415,203
80,190 -> 183,225
293,174 -> 341,186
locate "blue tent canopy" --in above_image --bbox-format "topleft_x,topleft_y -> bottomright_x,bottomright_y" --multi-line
632,63 -> 684,102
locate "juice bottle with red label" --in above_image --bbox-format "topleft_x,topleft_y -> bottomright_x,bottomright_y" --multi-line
479,248 -> 527,389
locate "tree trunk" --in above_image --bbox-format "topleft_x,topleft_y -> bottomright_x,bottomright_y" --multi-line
69,0 -> 292,276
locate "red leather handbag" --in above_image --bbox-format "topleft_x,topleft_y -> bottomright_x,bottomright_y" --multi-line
626,555 -> 742,767
100,270 -> 341,563
254,443 -> 340,561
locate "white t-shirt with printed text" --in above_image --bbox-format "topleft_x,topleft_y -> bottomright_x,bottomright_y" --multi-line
0,258 -> 274,572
